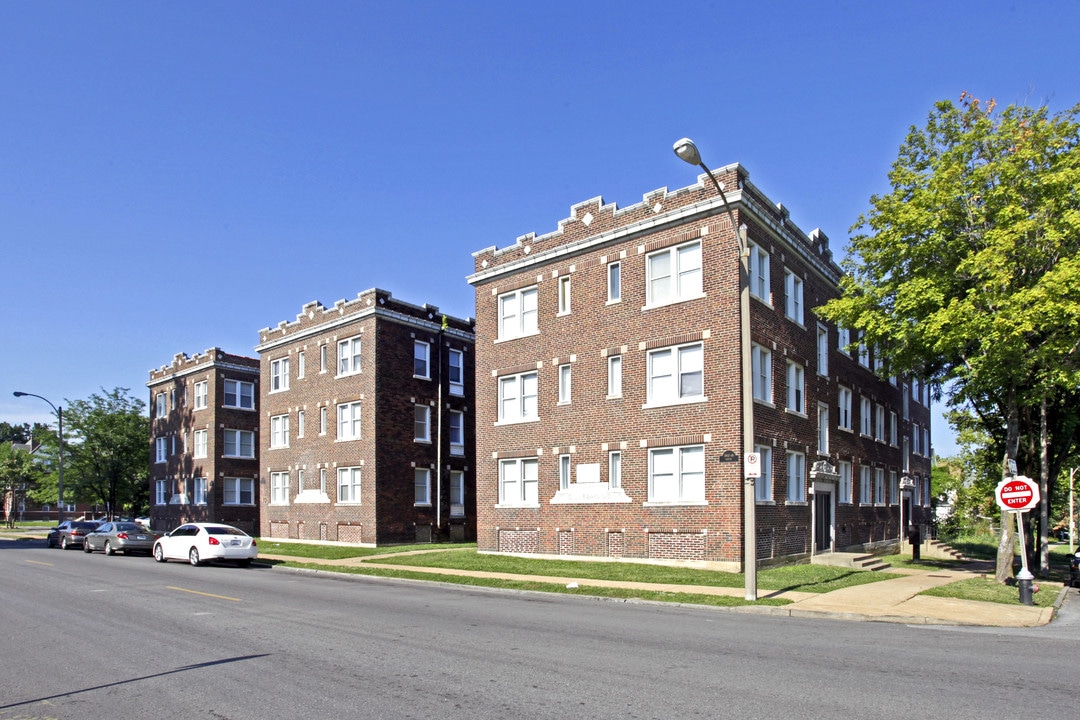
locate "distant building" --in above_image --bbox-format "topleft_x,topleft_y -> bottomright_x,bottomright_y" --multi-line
255,288 -> 476,545
468,163 -> 933,568
147,349 -> 261,533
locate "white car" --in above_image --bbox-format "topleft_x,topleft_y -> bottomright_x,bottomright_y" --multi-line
153,523 -> 258,567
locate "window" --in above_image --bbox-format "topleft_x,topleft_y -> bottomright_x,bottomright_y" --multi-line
784,270 -> 803,324
414,404 -> 430,442
270,471 -> 290,505
755,445 -> 773,501
193,477 -> 207,506
413,340 -> 430,378
890,411 -> 898,446
609,451 -> 621,488
155,393 -> 166,418
297,469 -> 305,493
837,326 -> 851,355
557,275 -> 571,315
558,364 -> 572,404
889,471 -> 898,505
155,437 -> 167,463
499,457 -> 538,506
859,466 -> 872,505
817,404 -> 829,454
338,401 -> 361,441
193,429 -> 207,459
223,477 -> 254,505
448,349 -> 464,395
270,358 -> 290,392
320,406 -> 328,435
319,468 -> 327,494
838,386 -> 852,430
875,404 -> 885,442
924,427 -> 930,457
874,468 -> 885,505
498,286 -> 538,340
498,371 -> 538,423
913,423 -> 922,455
559,454 -> 571,490
607,355 -> 622,398
297,410 -> 305,439
320,344 -> 327,373
414,468 -> 431,505
752,344 -> 772,402
338,337 -> 362,376
786,361 -> 804,414
873,346 -> 884,374
270,414 -> 290,449
449,470 -> 465,511
748,240 -> 770,301
786,451 -> 806,502
860,397 -> 872,436
647,241 -> 702,306
448,410 -> 464,455
223,430 -> 255,458
194,381 -> 208,410
816,325 -> 829,377
648,445 -> 705,503
857,332 -> 869,368
607,262 -> 621,303
648,343 -> 703,406
297,351 -> 306,379
839,461 -> 852,504
155,479 -> 167,505
337,467 -> 361,503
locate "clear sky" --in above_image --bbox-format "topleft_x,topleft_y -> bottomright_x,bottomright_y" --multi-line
2,1 -> 1077,458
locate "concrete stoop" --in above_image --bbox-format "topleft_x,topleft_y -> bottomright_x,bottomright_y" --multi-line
812,552 -> 892,572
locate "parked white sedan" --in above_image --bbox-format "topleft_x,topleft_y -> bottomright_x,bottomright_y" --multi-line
153,523 -> 258,567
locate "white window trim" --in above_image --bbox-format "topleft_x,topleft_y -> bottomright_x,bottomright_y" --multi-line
193,429 -> 208,459
558,364 -> 572,405
337,336 -> 363,377
755,445 -> 773,502
414,468 -> 431,506
557,275 -> 571,316
414,404 -> 431,443
784,270 -> 804,325
270,358 -> 290,393
748,241 -> 771,303
786,451 -> 806,503
644,342 -> 705,409
223,429 -> 255,459
223,477 -> 255,506
497,286 -> 539,342
448,410 -> 465,456
607,261 -> 621,304
193,381 -> 208,410
786,361 -> 805,415
496,457 -> 539,507
337,466 -> 362,504
644,240 -> 704,309
607,354 -> 622,398
752,343 -> 772,404
270,414 -> 290,449
270,471 -> 290,506
448,348 -> 465,396
413,340 -> 431,379
337,401 -> 362,442
496,371 -> 539,425
645,445 -> 707,506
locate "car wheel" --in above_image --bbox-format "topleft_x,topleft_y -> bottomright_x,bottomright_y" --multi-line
46,537 -> 55,548
61,537 -> 69,550
83,541 -> 92,553
236,559 -> 251,568
189,547 -> 201,566
104,541 -> 114,556
153,544 -> 166,563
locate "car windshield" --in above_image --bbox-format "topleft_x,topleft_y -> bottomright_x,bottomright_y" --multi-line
205,526 -> 246,536
115,523 -> 141,532
74,522 -> 99,530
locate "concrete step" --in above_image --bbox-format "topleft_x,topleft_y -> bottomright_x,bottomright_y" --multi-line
811,552 -> 891,572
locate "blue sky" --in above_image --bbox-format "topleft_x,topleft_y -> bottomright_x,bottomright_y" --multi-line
2,1 -> 1077,457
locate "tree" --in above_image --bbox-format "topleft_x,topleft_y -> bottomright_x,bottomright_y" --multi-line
63,388 -> 150,518
1,443 -> 41,527
817,94 -> 1080,582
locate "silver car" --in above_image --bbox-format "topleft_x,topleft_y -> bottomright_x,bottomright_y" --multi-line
83,521 -> 158,556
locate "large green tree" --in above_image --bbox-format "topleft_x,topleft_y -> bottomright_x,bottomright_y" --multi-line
818,94 -> 1080,581
1,443 -> 42,527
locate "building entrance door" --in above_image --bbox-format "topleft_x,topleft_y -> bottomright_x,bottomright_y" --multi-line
814,491 -> 832,553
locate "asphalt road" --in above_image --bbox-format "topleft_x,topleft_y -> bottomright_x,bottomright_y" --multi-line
1,538 -> 1076,720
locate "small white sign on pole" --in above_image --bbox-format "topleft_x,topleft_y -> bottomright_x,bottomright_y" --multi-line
744,452 -> 761,478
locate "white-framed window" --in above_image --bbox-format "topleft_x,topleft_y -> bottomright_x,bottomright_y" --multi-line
903,384 -> 910,420
647,241 -> 702,307
155,393 -> 166,418
786,451 -> 806,502
449,470 -> 465,510
337,467 -> 361,503
414,404 -> 431,442
498,371 -> 538,423
838,386 -> 852,430
319,344 -> 327,373
155,479 -> 167,505
319,468 -> 327,494
839,461 -> 852,504
270,471 -> 290,505
448,410 -> 464,455
837,326 -> 851,355
755,445 -> 773,501
890,411 -> 898,446
857,332 -> 869,368
816,325 -> 829,377
860,397 -> 872,436
498,286 -> 538,340
557,275 -> 571,315
786,361 -> 804,414
223,477 -> 254,505
320,406 -> 328,435
609,451 -> 621,488
297,469 -> 305,493
817,404 -> 829,454
875,404 -> 885,442
647,342 -> 703,406
448,348 -> 464,396
559,454 -> 571,490
873,346 -> 884,374
223,429 -> 255,458
270,414 -> 290,449
874,468 -> 885,505
607,261 -> 621,303
297,350 -> 305,379
558,364 -> 572,404
270,358 -> 290,392
748,240 -> 770,301
607,355 -> 622,398
889,470 -> 898,505
413,340 -> 430,378
193,477 -> 207,506
155,437 -> 167,464
297,410 -> 305,439
784,270 -> 803,324
648,445 -> 705,503
913,423 -> 922,455
924,427 -> 930,457
752,344 -> 772,403
193,381 -> 208,410
498,457 -> 538,506
171,435 -> 176,456
193,429 -> 207,459
414,468 -> 431,505
859,466 -> 872,505
338,401 -> 362,441
338,336 -> 362,376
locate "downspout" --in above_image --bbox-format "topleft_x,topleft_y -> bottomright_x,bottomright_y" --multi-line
436,316 -> 447,534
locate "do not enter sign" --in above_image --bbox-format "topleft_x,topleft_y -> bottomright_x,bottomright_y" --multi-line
995,476 -> 1040,512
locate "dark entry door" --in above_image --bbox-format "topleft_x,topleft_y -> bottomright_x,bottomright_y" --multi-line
814,492 -> 832,552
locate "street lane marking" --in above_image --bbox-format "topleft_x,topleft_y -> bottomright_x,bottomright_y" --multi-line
25,559 -> 52,566
167,586 -> 242,602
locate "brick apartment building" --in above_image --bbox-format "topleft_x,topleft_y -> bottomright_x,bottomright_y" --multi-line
468,163 -> 933,569
147,349 -> 261,533
255,288 -> 476,545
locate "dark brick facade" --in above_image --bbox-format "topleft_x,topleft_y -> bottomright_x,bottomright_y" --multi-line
469,164 -> 933,569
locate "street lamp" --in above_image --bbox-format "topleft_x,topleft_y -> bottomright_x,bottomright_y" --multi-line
673,138 -> 757,600
13,391 -> 64,522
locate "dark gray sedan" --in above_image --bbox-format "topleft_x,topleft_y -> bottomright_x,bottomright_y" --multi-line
83,521 -> 158,555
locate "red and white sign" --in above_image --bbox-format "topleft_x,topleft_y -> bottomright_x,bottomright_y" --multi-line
995,476 -> 1040,512
744,453 -> 761,478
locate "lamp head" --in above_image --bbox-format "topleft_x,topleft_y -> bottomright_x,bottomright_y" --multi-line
673,138 -> 702,167
13,391 -> 26,397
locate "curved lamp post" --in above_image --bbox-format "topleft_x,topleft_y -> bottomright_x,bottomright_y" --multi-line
13,391 -> 64,522
673,138 -> 757,600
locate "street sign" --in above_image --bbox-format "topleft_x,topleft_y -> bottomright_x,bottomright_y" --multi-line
995,475 -> 1040,512
744,452 -> 761,478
